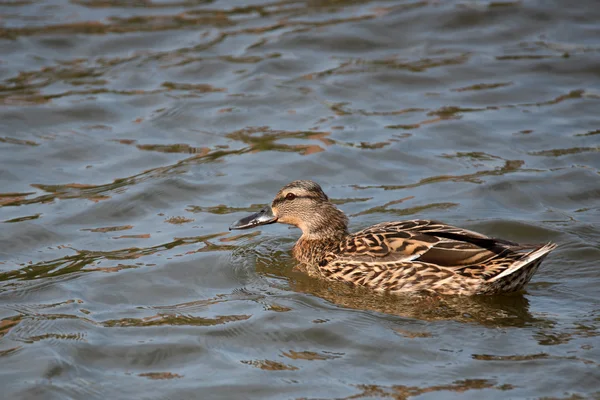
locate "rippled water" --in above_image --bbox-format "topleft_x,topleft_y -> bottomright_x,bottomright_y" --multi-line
1,0 -> 600,398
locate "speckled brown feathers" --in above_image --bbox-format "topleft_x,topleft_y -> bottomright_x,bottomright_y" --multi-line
231,180 -> 557,296
310,220 -> 556,295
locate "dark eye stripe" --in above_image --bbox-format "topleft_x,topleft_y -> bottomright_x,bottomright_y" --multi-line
272,195 -> 319,206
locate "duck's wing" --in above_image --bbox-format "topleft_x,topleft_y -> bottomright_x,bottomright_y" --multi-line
338,219 -> 526,268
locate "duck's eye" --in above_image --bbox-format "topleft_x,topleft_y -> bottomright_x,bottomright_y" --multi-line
285,193 -> 296,201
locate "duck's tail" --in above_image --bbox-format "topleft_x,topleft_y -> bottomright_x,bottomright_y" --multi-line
488,242 -> 557,293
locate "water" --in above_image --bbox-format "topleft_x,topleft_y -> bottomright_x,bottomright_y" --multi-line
1,0 -> 600,398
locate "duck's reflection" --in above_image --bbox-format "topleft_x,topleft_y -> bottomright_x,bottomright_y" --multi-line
248,241 -> 540,327
288,270 -> 537,327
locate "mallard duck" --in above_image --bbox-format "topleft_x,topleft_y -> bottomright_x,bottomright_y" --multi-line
230,180 -> 556,295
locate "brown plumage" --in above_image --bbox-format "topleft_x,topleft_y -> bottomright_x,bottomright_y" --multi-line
230,180 -> 557,295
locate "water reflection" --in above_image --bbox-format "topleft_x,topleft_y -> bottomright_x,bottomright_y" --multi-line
290,280 -> 540,327
240,240 -> 543,328
340,379 -> 514,400
0,232 -> 231,282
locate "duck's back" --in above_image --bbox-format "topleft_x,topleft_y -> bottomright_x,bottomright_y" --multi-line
318,219 -> 555,295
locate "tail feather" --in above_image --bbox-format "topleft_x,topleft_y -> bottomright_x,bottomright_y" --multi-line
488,243 -> 556,290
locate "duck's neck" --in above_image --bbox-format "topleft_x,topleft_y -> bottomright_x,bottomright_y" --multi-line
292,204 -> 349,265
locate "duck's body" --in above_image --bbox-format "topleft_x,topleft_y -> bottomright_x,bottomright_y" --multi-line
294,219 -> 555,295
230,180 -> 556,296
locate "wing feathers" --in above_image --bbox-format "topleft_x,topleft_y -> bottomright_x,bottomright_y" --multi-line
336,219 -> 539,269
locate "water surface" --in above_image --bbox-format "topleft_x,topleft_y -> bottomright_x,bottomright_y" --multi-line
1,0 -> 600,399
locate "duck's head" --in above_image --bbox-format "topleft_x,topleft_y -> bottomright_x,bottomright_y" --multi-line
230,180 -> 348,238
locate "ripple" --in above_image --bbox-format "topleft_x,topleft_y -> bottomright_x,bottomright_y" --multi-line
0,136 -> 39,146
102,313 -> 251,328
529,147 -> 600,157
148,291 -> 264,314
280,349 -> 342,361
138,372 -> 183,380
0,147 -> 249,208
5,313 -> 89,344
81,225 -> 133,233
451,82 -> 513,92
161,82 -> 226,93
351,159 -> 534,191
574,129 -> 600,137
3,213 -> 41,223
241,359 -> 298,371
472,352 -> 597,366
225,127 -> 335,155
0,232 -> 229,284
345,379 -> 514,399
304,53 -> 471,79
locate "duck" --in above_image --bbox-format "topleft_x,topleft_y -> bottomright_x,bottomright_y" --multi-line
229,180 -> 556,295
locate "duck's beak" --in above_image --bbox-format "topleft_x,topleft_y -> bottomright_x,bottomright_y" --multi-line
229,206 -> 277,230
